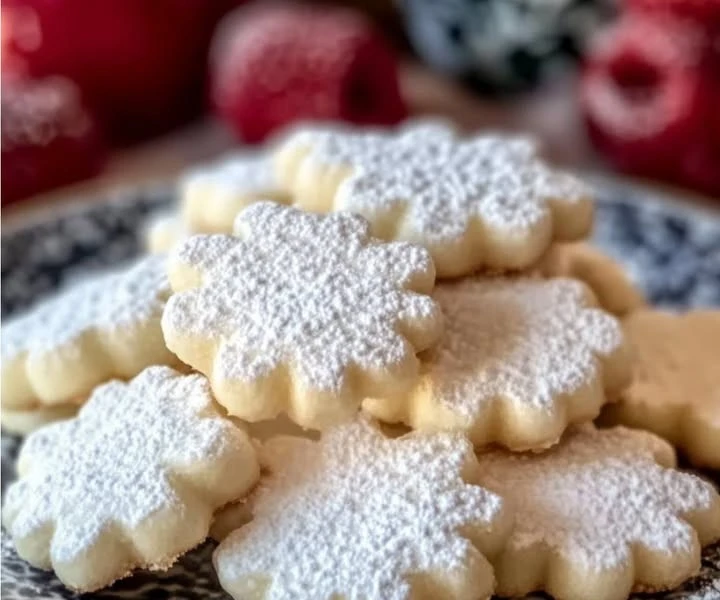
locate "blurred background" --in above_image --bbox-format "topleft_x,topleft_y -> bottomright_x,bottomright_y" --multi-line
2,0 -> 719,220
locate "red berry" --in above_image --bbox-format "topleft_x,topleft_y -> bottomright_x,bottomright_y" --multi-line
680,141 -> 720,196
677,81 -> 720,196
625,0 -> 720,34
581,15 -> 709,180
1,76 -> 106,203
1,0 -> 234,143
210,4 -> 407,144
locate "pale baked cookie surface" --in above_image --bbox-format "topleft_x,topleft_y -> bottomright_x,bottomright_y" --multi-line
210,414 -> 320,543
0,403 -> 79,436
538,242 -> 645,316
2,367 -> 259,592
213,416 -> 511,600
364,276 -> 631,451
210,499 -> 254,544
162,202 -> 443,430
1,255 -> 177,409
603,310 -> 720,469
476,424 -> 720,600
180,153 -> 289,234
144,211 -> 191,253
275,120 -> 593,277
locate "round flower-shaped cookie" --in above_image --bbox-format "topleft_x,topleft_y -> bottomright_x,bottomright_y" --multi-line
162,201 -> 443,430
0,403 -> 78,436
476,424 -> 720,600
213,416 -> 512,600
602,310 -> 720,469
274,120 -> 593,277
1,255 -> 177,410
538,242 -> 645,316
144,211 -> 191,253
2,366 -> 259,592
180,153 -> 290,234
209,413 -> 321,543
364,276 -> 631,451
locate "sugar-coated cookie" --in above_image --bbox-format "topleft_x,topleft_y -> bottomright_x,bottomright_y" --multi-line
211,414 -> 319,543
162,201 -> 443,430
602,310 -> 720,469
274,120 -> 593,277
211,499 -> 254,544
144,211 -> 191,253
1,256 -> 178,410
213,416 -> 512,600
364,276 -> 631,451
240,413 -> 320,443
538,242 -> 645,316
180,153 -> 290,234
0,403 -> 79,436
476,424 -> 720,600
2,367 -> 259,592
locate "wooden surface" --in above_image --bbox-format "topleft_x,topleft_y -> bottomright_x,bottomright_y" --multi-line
3,64 -> 718,229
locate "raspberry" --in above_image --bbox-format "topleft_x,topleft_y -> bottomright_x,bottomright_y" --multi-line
681,141 -> 720,196
1,76 -> 106,203
209,4 -> 407,143
580,15 -> 708,179
1,0 -> 232,143
626,0 -> 720,34
678,80 -> 720,196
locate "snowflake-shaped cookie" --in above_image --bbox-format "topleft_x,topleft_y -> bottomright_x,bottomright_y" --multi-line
364,276 -> 631,451
274,120 -> 593,277
0,403 -> 78,436
1,255 -> 177,410
538,242 -> 645,316
144,211 -> 191,253
2,366 -> 259,592
162,201 -> 443,430
603,310 -> 720,469
213,416 -> 511,600
476,424 -> 720,599
180,153 -> 289,234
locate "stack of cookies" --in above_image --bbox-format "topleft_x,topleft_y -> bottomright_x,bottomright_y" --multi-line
2,120 -> 719,600
145,152 -> 289,252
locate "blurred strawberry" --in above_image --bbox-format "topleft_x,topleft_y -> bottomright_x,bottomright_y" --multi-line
581,15 -> 710,179
1,76 -> 106,203
210,3 -> 407,143
2,0 -> 237,143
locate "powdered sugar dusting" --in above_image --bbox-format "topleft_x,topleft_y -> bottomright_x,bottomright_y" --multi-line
1,255 -> 170,361
476,424 -> 718,572
214,416 -> 506,600
424,277 -> 624,416
283,120 -> 591,245
2,367 -> 255,563
163,202 -> 441,394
